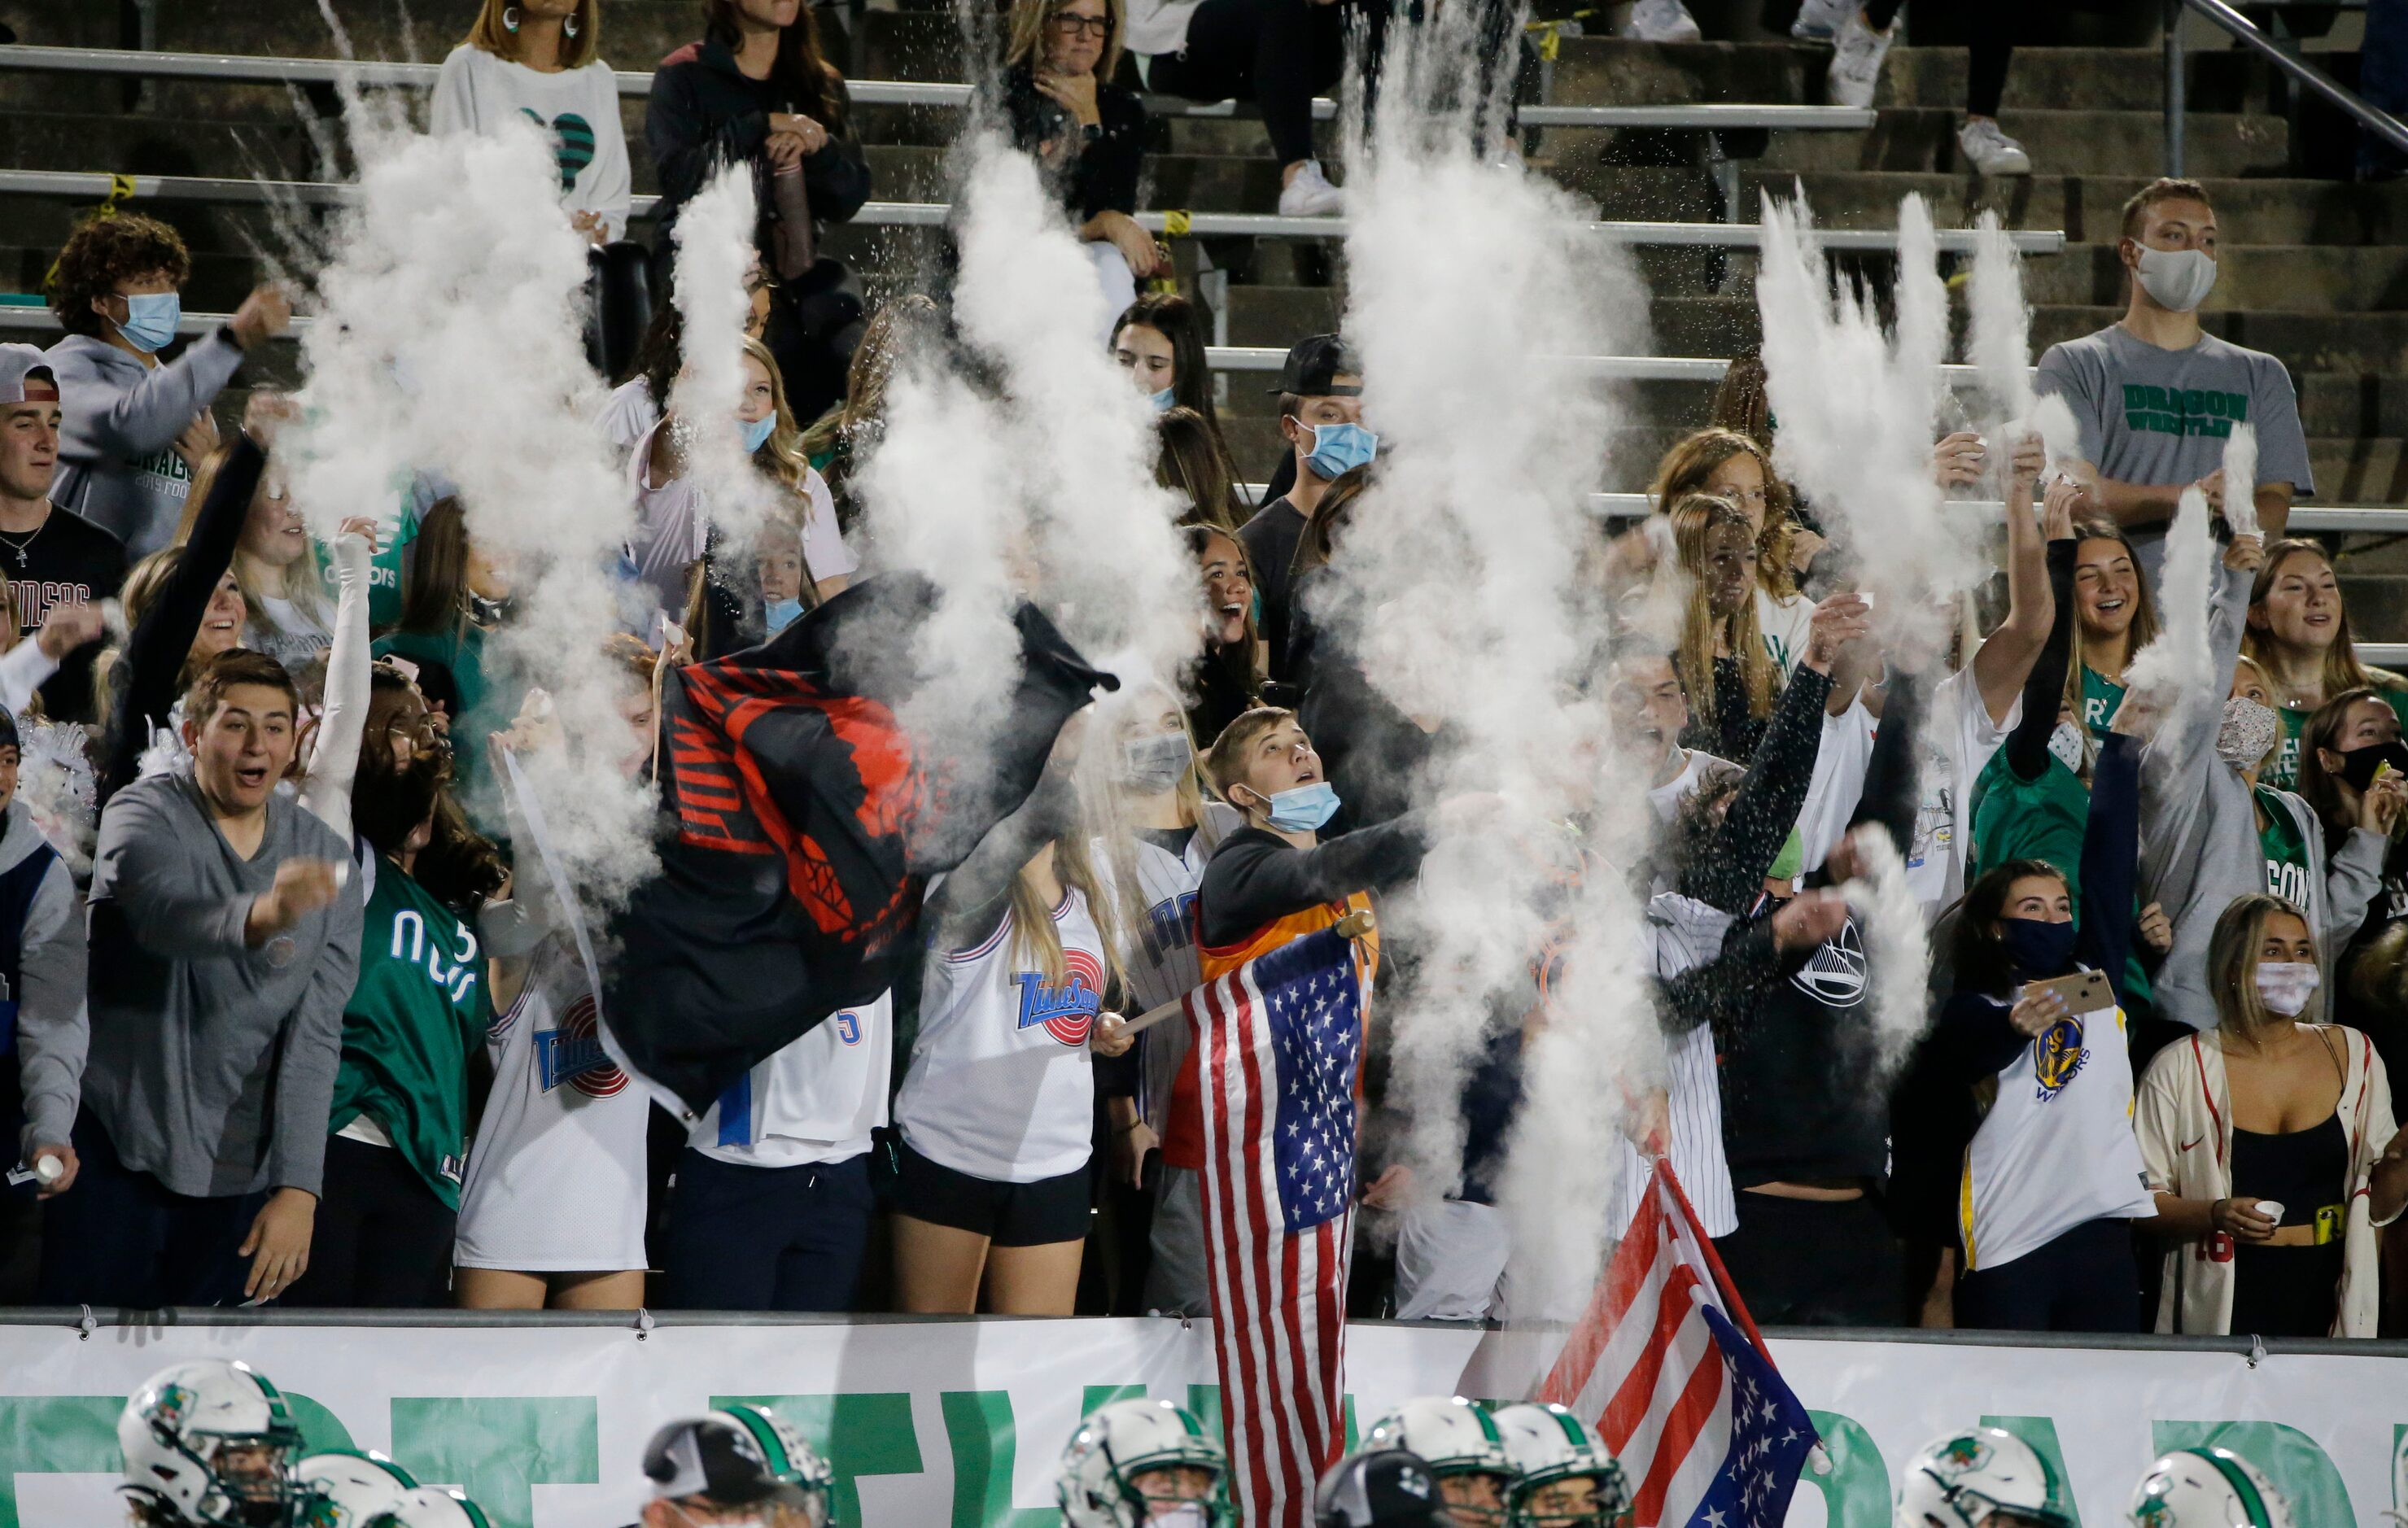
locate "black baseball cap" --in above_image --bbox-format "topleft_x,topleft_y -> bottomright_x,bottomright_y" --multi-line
1269,334 -> 1363,397
641,1412 -> 819,1511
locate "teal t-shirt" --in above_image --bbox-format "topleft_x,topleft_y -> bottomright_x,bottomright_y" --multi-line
1971,749 -> 2155,1007
2080,666 -> 2126,738
2263,688 -> 2408,792
2257,785 -> 2313,906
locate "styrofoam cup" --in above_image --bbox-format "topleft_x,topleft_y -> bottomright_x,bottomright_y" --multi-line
2257,1199 -> 2286,1227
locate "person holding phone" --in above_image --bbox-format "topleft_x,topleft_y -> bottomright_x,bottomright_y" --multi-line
1928,688 -> 2156,1333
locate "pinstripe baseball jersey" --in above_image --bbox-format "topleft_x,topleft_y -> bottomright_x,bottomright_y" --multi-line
1622,892 -> 1740,1238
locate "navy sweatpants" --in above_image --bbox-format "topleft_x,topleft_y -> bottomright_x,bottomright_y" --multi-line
661,1149 -> 874,1312
37,1111 -> 262,1308
1955,1216 -> 2143,1334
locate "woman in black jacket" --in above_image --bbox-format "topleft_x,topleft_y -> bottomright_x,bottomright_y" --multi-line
646,0 -> 873,420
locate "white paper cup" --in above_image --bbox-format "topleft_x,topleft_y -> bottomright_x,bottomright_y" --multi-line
2257,1199 -> 2286,1227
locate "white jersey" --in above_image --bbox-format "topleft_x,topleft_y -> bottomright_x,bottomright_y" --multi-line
1093,812 -> 1233,1127
690,991 -> 892,1168
1619,893 -> 1740,1238
895,884 -> 1108,1184
452,937 -> 649,1273
1959,978 -> 2157,1272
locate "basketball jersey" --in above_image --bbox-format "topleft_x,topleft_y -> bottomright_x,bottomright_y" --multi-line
691,991 -> 891,1168
1092,827 -> 1211,1129
1958,977 -> 2157,1271
894,884 -> 1107,1184
452,936 -> 649,1273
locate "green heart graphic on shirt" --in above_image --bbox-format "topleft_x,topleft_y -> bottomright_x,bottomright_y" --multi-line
518,107 -> 596,192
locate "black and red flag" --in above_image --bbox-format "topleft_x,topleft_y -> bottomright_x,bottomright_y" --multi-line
602,572 -> 1115,1112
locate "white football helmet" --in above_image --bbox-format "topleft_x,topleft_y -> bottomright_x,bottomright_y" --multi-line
297,1452 -> 418,1528
1058,1399 -> 1227,1528
365,1488 -> 493,1528
1362,1399 -> 1515,1526
2128,1447 -> 2296,1528
120,1360 -> 308,1528
1895,1428 -> 2074,1528
1489,1404 -> 1632,1528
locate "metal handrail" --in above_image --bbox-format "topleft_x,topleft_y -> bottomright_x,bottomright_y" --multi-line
0,168 -> 2067,251
2163,0 -> 2408,175
0,44 -> 1878,131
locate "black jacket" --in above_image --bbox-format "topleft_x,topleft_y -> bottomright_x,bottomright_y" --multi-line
1003,64 -> 1146,220
645,39 -> 873,265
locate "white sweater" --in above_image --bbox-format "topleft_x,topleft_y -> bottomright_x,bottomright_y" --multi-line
430,44 -> 632,242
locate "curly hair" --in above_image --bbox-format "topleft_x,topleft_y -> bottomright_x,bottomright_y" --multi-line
48,212 -> 190,339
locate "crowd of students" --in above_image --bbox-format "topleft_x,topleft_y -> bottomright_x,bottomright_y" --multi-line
0,0 -> 2401,1354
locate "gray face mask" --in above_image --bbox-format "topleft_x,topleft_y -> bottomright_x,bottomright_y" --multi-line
1121,731 -> 1193,795
2134,244 -> 2218,312
2217,695 -> 2280,771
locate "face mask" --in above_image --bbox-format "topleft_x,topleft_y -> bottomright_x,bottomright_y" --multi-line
116,291 -> 181,353
2337,739 -> 2408,792
1149,386 -> 1177,413
2217,696 -> 2279,771
2254,959 -> 2319,1017
1250,780 -> 1339,832
1302,421 -> 1377,481
2047,720 -> 2088,775
740,415 -> 776,454
1122,731 -> 1192,794
2001,915 -> 2077,979
2132,244 -> 2218,313
763,596 -> 803,635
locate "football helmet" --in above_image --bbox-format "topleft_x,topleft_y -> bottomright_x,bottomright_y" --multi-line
1361,1399 -> 1515,1527
297,1452 -> 418,1528
119,1360 -> 308,1528
2128,1447 -> 2295,1528
1058,1399 -> 1227,1528
1894,1427 -> 2074,1527
1490,1404 -> 1631,1528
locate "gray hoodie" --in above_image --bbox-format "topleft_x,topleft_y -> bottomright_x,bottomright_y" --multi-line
2138,561 -> 2385,1030
83,771 -> 362,1198
4,799 -> 87,1159
44,329 -> 246,559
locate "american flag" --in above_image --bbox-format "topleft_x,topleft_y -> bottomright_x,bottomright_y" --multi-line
1538,1158 -> 1816,1528
1191,925 -> 1364,1528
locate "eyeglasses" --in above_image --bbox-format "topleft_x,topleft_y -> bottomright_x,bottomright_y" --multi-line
1049,12 -> 1111,37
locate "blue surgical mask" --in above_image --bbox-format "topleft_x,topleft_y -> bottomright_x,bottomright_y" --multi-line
1149,386 -> 1177,413
763,596 -> 803,635
740,415 -> 776,453
116,292 -> 181,353
1253,780 -> 1339,832
1304,421 -> 1376,481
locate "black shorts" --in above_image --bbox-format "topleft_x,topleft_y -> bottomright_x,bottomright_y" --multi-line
889,1138 -> 1091,1246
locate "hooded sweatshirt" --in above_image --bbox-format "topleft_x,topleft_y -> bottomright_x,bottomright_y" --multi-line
1,799 -> 88,1160
45,328 -> 247,559
2139,561 -> 2386,1030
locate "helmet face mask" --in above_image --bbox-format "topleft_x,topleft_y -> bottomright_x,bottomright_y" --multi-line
1431,1471 -> 1513,1528
1507,1472 -> 1629,1528
1059,1400 -> 1228,1528
121,1363 -> 308,1528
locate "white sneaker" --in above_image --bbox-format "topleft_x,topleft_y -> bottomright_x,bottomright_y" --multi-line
1956,116 -> 2033,175
1790,0 -> 1851,41
1625,0 -> 1703,42
1826,8 -> 1894,109
1278,159 -> 1344,217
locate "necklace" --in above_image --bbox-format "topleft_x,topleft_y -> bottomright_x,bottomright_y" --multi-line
0,513 -> 48,570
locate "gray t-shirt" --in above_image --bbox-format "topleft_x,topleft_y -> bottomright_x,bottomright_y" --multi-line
2034,323 -> 2314,577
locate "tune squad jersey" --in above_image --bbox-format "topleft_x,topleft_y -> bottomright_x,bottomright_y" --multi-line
1092,823 -> 1217,1129
452,936 -> 649,1272
895,883 -> 1108,1184
1957,975 -> 2157,1271
690,991 -> 892,1168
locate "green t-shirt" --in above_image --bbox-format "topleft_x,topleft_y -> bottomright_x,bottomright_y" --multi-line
329,857 -> 491,1209
1970,749 -> 2154,1006
2257,784 -> 2313,906
2081,666 -> 2126,738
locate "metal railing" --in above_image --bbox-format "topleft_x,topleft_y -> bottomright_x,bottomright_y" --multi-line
0,168 -> 2068,251
2163,0 -> 2408,175
0,44 -> 1878,132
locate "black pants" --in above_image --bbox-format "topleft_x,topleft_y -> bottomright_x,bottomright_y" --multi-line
661,1149 -> 875,1312
283,1135 -> 457,1309
35,1111 -> 260,1308
1862,0 -> 2035,119
1955,1216 -> 2143,1334
1145,0 -> 1353,167
1715,1190 -> 1901,1326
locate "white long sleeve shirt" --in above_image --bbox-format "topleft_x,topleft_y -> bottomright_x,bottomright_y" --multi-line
430,45 -> 632,242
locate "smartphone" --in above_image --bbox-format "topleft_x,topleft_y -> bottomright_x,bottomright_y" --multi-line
2019,968 -> 2112,1014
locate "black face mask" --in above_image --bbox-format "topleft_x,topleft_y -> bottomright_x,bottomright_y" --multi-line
1999,915 -> 2076,978
2337,740 -> 2408,792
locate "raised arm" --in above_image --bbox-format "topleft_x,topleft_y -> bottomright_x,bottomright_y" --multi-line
1970,434 -> 2052,726
1196,810 -> 1435,949
1999,484 -> 2082,782
2078,731 -> 2142,1006
924,771 -> 1077,953
298,525 -> 375,840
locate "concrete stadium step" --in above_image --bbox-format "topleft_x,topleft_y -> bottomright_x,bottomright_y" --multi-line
2021,244 -> 2408,315
1755,107 -> 2289,179
1873,45 -> 2259,115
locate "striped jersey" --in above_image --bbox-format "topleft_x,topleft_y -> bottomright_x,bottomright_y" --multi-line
690,990 -> 891,1168
895,884 -> 1108,1183
1621,893 -> 1739,1238
1958,976 -> 2157,1271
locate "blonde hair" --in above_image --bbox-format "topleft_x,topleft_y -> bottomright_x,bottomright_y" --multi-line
1650,426 -> 1798,600
465,0 -> 601,69
175,447 -> 328,644
1004,0 -> 1125,80
2206,893 -> 2315,1041
1007,831 -> 1127,997
1669,492 -> 1774,731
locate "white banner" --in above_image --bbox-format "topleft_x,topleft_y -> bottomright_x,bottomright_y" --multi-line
2,1319 -> 2404,1528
